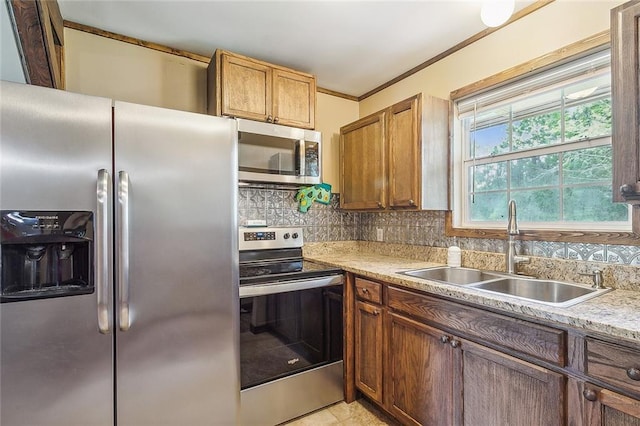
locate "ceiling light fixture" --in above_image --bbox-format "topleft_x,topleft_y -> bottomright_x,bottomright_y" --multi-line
481,0 -> 516,27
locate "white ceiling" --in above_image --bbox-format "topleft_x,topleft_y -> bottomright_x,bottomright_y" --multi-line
58,1 -> 536,98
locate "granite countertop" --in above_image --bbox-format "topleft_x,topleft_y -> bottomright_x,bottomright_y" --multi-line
304,249 -> 640,344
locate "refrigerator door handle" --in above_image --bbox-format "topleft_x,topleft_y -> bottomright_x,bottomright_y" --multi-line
117,170 -> 131,331
96,169 -> 112,334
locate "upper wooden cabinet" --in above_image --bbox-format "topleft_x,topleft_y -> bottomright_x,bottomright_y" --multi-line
8,0 -> 64,88
207,50 -> 316,129
340,111 -> 387,210
339,93 -> 449,211
611,1 -> 640,230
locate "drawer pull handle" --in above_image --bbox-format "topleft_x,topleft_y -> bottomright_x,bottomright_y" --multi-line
440,335 -> 450,344
627,367 -> 640,381
583,389 -> 598,402
361,288 -> 369,293
450,340 -> 461,349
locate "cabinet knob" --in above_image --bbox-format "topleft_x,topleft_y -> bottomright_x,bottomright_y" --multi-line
583,388 -> 598,402
409,199 -> 415,206
440,335 -> 450,344
372,309 -> 380,316
627,367 -> 640,381
273,117 -> 279,123
361,288 -> 369,294
450,340 -> 461,348
266,115 -> 273,123
377,201 -> 385,209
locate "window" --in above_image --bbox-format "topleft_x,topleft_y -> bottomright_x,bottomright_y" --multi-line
452,50 -> 630,231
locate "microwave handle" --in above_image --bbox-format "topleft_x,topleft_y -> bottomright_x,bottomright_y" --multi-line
297,139 -> 306,177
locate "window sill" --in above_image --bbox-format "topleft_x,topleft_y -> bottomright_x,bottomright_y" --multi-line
444,212 -> 640,245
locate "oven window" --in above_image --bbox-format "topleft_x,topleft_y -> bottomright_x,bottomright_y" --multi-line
239,285 -> 343,390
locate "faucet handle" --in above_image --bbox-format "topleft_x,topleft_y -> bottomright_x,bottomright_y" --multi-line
579,269 -> 605,289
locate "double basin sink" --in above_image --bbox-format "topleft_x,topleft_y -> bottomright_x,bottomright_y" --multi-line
399,266 -> 611,307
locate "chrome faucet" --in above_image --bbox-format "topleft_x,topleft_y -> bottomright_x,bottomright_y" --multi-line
506,200 -> 530,274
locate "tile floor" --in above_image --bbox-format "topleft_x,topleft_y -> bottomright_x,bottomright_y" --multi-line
281,398 -> 400,426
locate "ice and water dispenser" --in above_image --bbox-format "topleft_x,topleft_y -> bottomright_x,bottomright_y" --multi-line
1,211 -> 94,302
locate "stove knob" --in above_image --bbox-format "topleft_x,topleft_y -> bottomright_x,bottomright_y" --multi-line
292,233 -> 299,239
283,233 -> 290,239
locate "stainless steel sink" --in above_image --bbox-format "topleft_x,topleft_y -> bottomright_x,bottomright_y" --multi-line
399,266 -> 611,307
472,277 -> 611,307
400,267 -> 505,285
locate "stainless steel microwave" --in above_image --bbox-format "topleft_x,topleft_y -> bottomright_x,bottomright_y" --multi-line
236,118 -> 321,185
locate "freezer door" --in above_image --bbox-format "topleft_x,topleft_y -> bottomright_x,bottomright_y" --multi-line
113,102 -> 239,425
0,81 -> 114,425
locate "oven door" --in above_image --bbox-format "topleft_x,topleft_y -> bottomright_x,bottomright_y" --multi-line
239,275 -> 343,390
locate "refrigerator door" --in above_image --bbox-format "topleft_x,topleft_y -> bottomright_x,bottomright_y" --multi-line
113,102 -> 239,425
0,81 -> 114,425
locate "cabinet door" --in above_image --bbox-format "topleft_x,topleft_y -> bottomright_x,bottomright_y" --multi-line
611,1 -> 640,217
574,381 -> 640,426
388,95 -> 421,209
385,312 -> 456,426
340,112 -> 387,210
220,53 -> 271,122
272,69 -> 315,129
354,300 -> 384,403
461,340 -> 565,426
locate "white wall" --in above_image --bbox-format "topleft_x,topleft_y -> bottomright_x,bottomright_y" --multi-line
1,1 -> 26,84
360,0 -> 624,115
65,28 -> 208,113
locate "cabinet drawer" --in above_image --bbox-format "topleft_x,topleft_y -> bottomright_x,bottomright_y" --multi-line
387,286 -> 566,365
586,338 -> 640,396
355,278 -> 382,304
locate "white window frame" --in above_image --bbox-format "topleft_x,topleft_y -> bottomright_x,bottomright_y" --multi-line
451,49 -> 632,233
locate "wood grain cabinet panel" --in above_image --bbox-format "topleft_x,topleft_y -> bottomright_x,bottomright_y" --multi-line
387,286 -> 566,365
208,50 -> 316,129
339,94 -> 448,211
611,1 -> 640,231
461,340 -> 565,426
385,312 -> 456,426
8,0 -> 64,88
354,277 -> 382,304
574,380 -> 640,426
586,338 -> 640,397
354,300 -> 384,404
339,112 -> 387,210
272,69 -> 315,128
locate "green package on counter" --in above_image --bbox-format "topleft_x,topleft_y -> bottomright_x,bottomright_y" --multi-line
295,183 -> 332,212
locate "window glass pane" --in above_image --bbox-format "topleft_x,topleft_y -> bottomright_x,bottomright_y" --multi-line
511,154 -> 559,189
563,146 -> 612,184
512,110 -> 561,151
469,162 -> 507,191
563,186 -> 629,221
468,192 -> 507,221
564,98 -> 612,142
510,189 -> 560,221
467,107 -> 510,157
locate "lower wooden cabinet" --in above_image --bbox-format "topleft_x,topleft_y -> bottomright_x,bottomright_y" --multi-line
347,274 -> 639,426
385,312 -> 457,426
569,379 -> 640,426
354,300 -> 384,403
461,340 -> 565,426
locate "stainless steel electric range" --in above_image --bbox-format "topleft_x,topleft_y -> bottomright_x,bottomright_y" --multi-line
238,226 -> 344,425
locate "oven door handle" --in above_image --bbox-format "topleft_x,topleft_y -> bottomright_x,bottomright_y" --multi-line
239,274 -> 343,298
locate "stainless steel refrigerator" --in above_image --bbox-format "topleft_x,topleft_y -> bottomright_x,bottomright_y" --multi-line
0,81 -> 239,425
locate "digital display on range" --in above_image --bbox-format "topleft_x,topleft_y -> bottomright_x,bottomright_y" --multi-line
243,231 -> 276,241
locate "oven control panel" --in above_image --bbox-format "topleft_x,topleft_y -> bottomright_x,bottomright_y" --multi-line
239,227 -> 303,250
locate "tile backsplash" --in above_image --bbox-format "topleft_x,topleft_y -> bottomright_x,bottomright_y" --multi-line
238,187 -> 640,266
